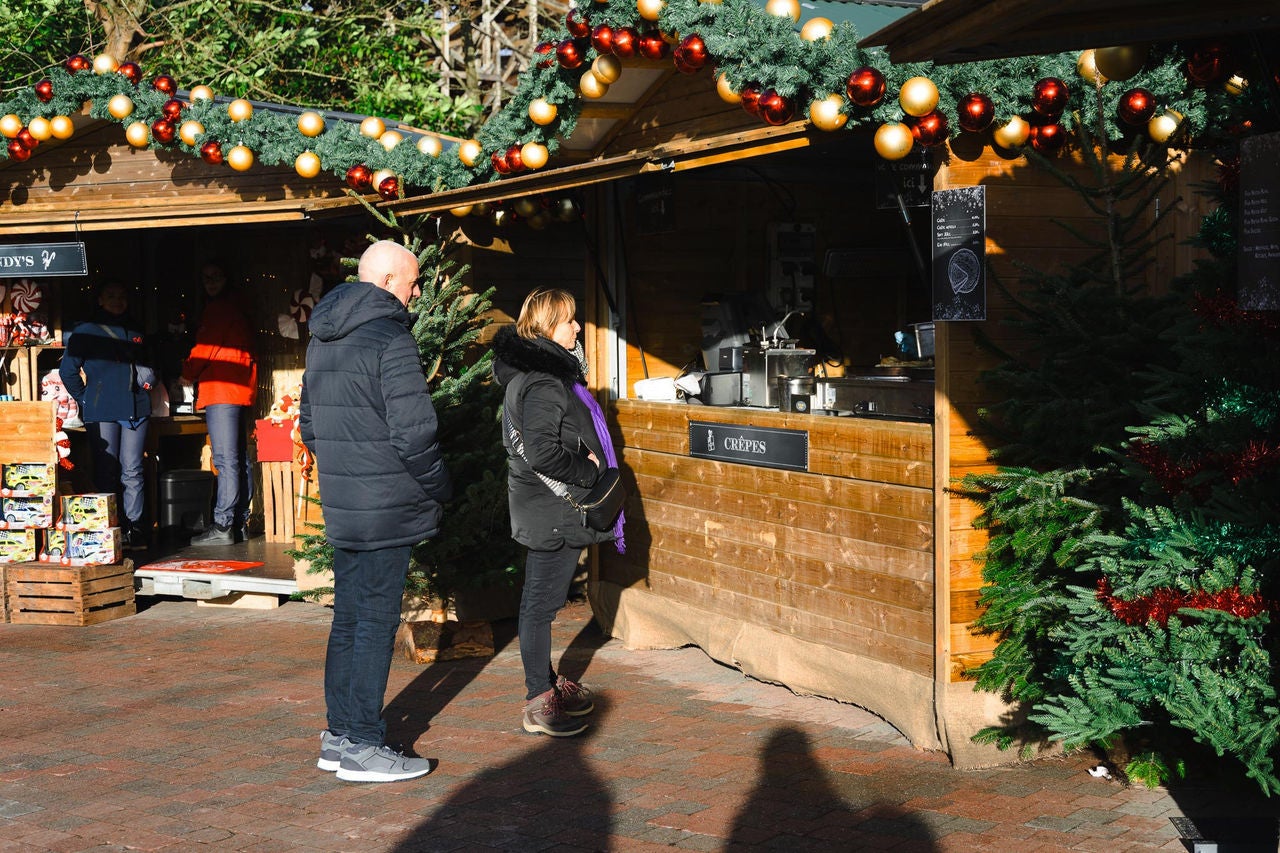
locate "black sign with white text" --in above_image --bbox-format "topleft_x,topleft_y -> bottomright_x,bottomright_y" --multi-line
689,421 -> 808,472
0,242 -> 88,277
931,186 -> 986,321
1239,131 -> 1280,311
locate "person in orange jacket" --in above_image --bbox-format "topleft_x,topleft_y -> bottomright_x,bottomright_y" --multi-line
182,262 -> 258,545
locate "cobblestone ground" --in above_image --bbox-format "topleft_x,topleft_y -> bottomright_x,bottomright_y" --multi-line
1,597 -> 1277,852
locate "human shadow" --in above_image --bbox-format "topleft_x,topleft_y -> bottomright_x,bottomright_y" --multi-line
727,726 -> 939,852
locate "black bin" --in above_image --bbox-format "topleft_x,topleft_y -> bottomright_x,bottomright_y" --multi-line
159,469 -> 214,532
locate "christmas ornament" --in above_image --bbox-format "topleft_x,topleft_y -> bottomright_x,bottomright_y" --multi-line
1224,75 -> 1248,96
992,116 -> 1031,149
297,111 -> 325,137
910,110 -> 949,147
179,119 -> 204,146
417,135 -> 443,157
27,117 -> 52,141
1093,44 -> 1146,81
505,144 -> 525,172
845,67 -> 886,108
125,121 -> 150,148
1187,42 -> 1231,87
637,0 -> 665,22
359,116 -> 385,138
612,27 -> 638,58
379,130 -> 403,151
458,139 -> 482,166
150,119 -> 176,144
800,17 -> 834,41
716,72 -> 742,104
580,69 -> 610,99
566,8 -> 592,38
152,75 -> 176,94
346,164 -> 372,190
554,197 -> 579,222
11,280 -> 42,312
957,93 -> 995,133
34,80 -> 54,102
15,129 -> 37,150
808,94 -> 847,131
371,168 -> 395,190
472,202 -> 491,216
557,38 -> 586,69
65,54 -> 90,73
527,210 -> 551,230
161,98 -> 184,121
521,141 -> 549,170
765,0 -> 801,23
0,114 -> 21,138
1029,122 -> 1065,154
5,140 -> 29,162
1032,77 -> 1069,117
117,62 -> 142,84
591,25 -> 616,54
535,42 -> 556,69
189,84 -> 214,101
107,94 -> 135,119
376,175 -> 400,200
513,197 -> 540,218
759,90 -> 795,126
874,122 -> 914,160
1076,49 -> 1107,85
226,144 -> 254,171
449,205 -> 474,218
899,76 -> 939,117
200,140 -> 223,165
593,54 -> 623,84
529,98 -> 558,126
740,84 -> 763,115
1148,109 -> 1183,143
295,151 -> 321,178
638,32 -> 668,60
49,116 -> 74,140
1117,88 -> 1156,125
92,54 -> 119,74
227,98 -> 253,122
673,35 -> 708,73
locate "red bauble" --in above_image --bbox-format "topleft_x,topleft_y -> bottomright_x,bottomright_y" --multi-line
161,98 -> 184,121
16,129 -> 37,150
1031,77 -> 1069,117
1117,87 -> 1156,125
591,25 -> 616,55
845,67 -> 886,108
612,27 -> 639,58
535,42 -> 556,69
638,32 -> 668,60
199,140 -> 224,165
7,139 -> 31,162
34,80 -> 54,103
152,74 -> 177,94
376,176 -> 400,200
65,54 -> 90,72
117,62 -> 143,85
505,145 -> 524,172
566,9 -> 591,39
759,90 -> 795,126
957,92 -> 994,133
673,35 -> 707,72
1187,42 -> 1231,87
556,38 -> 585,69
345,164 -> 372,190
910,110 -> 949,147
1029,122 -> 1066,154
150,119 -> 176,144
491,150 -> 511,174
740,84 -> 763,116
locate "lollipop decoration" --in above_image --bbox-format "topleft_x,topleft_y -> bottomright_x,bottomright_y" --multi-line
11,279 -> 42,313
278,274 -> 324,340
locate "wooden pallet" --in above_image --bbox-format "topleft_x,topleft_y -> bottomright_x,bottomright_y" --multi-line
6,559 -> 136,626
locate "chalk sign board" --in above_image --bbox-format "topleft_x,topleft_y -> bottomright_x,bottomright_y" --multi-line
875,149 -> 934,209
1239,131 -> 1280,311
931,186 -> 986,321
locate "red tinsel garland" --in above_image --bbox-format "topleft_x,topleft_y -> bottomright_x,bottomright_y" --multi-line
1193,291 -> 1280,335
1129,438 -> 1280,495
1097,577 -> 1274,625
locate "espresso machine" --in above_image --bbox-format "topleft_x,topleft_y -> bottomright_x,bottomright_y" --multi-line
742,343 -> 816,408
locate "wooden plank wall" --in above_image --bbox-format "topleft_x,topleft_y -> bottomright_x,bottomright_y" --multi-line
603,401 -> 935,677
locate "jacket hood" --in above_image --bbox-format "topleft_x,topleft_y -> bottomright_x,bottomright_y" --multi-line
491,324 -> 582,387
309,281 -> 410,342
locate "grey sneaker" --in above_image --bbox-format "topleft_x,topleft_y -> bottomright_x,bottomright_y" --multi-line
556,675 -> 595,716
523,688 -> 588,737
317,730 -> 354,772
335,744 -> 432,782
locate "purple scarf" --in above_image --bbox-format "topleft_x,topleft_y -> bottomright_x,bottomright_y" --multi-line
572,382 -> 625,553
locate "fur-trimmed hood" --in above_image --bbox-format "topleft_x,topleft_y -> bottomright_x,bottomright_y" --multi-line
491,324 -> 583,387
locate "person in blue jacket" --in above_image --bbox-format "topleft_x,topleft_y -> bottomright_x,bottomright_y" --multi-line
59,282 -> 156,551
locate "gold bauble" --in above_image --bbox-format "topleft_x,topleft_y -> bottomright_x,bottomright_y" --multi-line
107,94 -> 135,120
799,17 -> 834,41
716,72 -> 741,104
371,168 -> 396,190
189,85 -> 215,102
554,197 -> 579,222
1148,109 -> 1183,144
416,134 -> 443,157
1224,75 -> 1249,96
472,202 -> 491,216
992,115 -> 1031,149
1076,50 -> 1107,85
297,111 -> 325,137
873,122 -> 914,161
49,115 -> 75,140
124,121 -> 150,148
448,205 -> 474,218
226,144 -> 254,171
636,0 -> 665,22
27,116 -> 53,141
178,119 -> 205,146
379,130 -> 403,151
92,54 -> 119,74
1093,45 -> 1147,82
764,0 -> 801,23
898,76 -> 939,117
529,98 -> 558,126
294,151 -> 321,178
807,94 -> 847,132
527,210 -> 552,230
520,141 -> 549,170
592,54 -> 623,85
458,139 -> 482,167
512,197 -> 540,218
227,98 -> 253,122
360,116 -> 386,139
580,70 -> 609,99
0,114 -> 22,138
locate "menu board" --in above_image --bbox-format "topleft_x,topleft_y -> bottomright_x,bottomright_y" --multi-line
931,186 -> 986,321
1239,132 -> 1280,311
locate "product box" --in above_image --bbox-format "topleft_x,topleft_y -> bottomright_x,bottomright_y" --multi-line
58,493 -> 119,530
255,418 -> 296,463
41,528 -> 121,567
0,529 -> 37,563
0,462 -> 57,497
0,495 -> 55,529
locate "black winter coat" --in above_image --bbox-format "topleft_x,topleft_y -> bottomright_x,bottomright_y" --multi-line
299,281 -> 451,550
491,325 -> 614,550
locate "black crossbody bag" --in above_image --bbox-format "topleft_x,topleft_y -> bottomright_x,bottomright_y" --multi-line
503,409 -> 625,532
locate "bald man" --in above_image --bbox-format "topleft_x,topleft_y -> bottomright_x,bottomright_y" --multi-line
300,240 -> 452,782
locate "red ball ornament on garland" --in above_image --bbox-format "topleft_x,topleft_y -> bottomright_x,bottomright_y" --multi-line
506,144 -> 525,172
199,140 -> 223,165
591,25 -> 616,54
557,38 -> 586,69
161,98 -> 184,121
759,90 -> 795,126
34,80 -> 54,103
7,139 -> 31,162
1032,77 -> 1069,117
740,84 -> 763,116
673,35 -> 708,73
376,176 -> 400,200
492,150 -> 511,174
152,74 -> 177,95
16,129 -> 37,150
845,67 -> 886,108
1117,88 -> 1156,126
117,62 -> 143,85
910,110 -> 949,147
65,54 -> 90,73
1029,122 -> 1066,154
1187,42 -> 1231,87
345,164 -> 372,191
566,9 -> 591,39
957,93 -> 995,133
535,42 -> 556,69
638,31 -> 669,60
150,119 -> 176,144
612,27 -> 639,58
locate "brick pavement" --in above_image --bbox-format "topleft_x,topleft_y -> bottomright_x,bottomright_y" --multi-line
1,597 -> 1277,852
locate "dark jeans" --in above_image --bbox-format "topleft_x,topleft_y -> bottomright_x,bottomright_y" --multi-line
204,403 -> 251,529
519,546 -> 581,700
324,544 -> 411,746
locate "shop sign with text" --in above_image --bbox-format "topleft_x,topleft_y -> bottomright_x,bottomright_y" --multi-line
0,242 -> 88,277
689,421 -> 808,472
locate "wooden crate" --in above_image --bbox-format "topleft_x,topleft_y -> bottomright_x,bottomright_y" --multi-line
6,559 -> 136,626
262,460 -> 319,543
0,400 -> 56,465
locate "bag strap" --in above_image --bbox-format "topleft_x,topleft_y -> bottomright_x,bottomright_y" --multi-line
502,407 -> 585,511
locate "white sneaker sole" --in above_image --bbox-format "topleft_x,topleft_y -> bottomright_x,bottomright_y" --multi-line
522,718 -> 588,737
335,766 -> 432,782
317,756 -> 341,772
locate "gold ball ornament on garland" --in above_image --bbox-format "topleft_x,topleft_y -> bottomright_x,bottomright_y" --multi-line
1093,44 -> 1147,81
189,85 -> 214,102
512,197 -> 540,218
1076,50 -> 1107,85
297,111 -> 325,137
636,0 -> 665,22
592,54 -> 623,85
417,135 -> 443,157
227,99 -> 253,122
92,54 -> 119,74
360,116 -> 386,139
472,202 -> 491,217
580,70 -> 610,99
992,115 -> 1031,149
716,73 -> 742,104
799,17 -> 834,41
1148,109 -> 1184,144
124,121 -> 150,148
899,77 -> 939,117
379,130 -> 403,151
49,116 -> 75,140
27,117 -> 53,141
107,94 -> 135,119
0,114 -> 22,138
765,0 -> 801,23
1224,75 -> 1248,96
458,139 -> 482,167
178,119 -> 204,146
448,205 -> 474,218
873,122 -> 914,161
226,144 -> 254,171
529,98 -> 558,126
554,197 -> 580,222
294,151 -> 321,179
807,94 -> 847,131
521,141 -> 550,170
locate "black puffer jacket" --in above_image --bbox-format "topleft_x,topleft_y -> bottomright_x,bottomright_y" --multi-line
491,325 -> 614,550
299,281 -> 451,550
